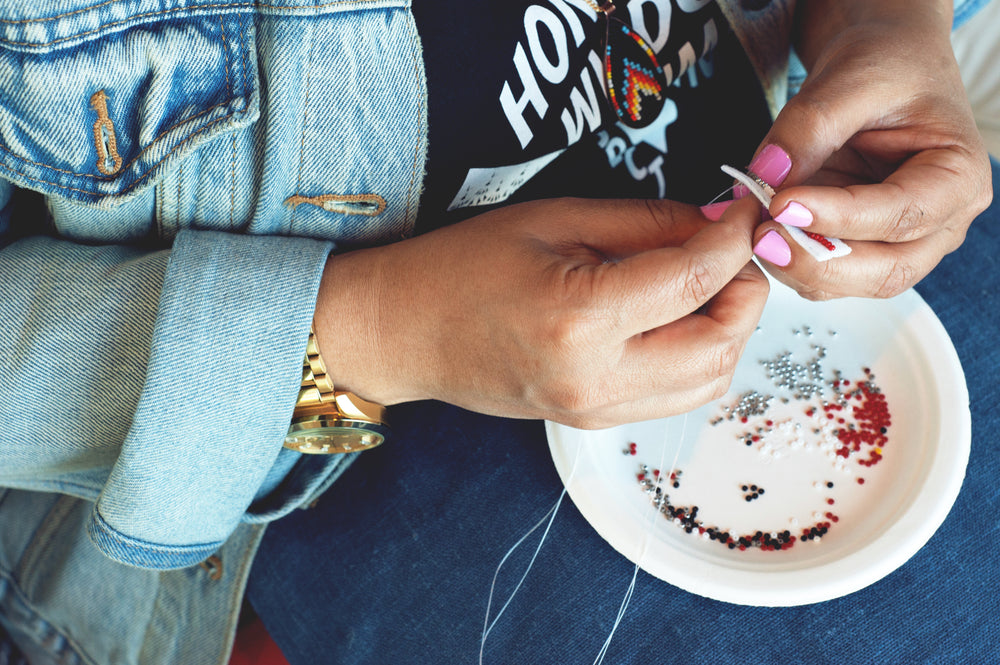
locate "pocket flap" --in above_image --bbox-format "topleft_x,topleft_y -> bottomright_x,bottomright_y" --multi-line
0,4 -> 258,205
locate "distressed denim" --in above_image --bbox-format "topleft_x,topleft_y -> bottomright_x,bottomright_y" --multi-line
1,0 -> 426,662
0,0 -> 987,663
0,0 -> 426,566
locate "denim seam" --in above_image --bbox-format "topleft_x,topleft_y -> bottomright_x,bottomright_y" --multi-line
0,0 -> 132,24
0,107 -> 247,199
1,1 -> 399,47
289,20 -> 317,234
402,8 -> 427,234
219,18 -> 232,96
0,571 -> 97,665
88,508 -> 224,568
221,525 -> 266,664
12,496 -> 77,583
0,4 -> 255,48
0,0 -> 395,25
239,13 -> 250,95
0,97 -> 242,181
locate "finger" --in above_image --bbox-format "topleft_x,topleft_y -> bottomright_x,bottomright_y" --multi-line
770,149 -> 993,243
552,375 -> 733,430
752,223 -> 951,300
755,71 -> 899,187
568,198 -> 711,258
592,197 -> 761,335
615,261 -> 768,400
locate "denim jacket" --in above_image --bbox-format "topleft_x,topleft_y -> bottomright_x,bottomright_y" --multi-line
0,0 -> 987,662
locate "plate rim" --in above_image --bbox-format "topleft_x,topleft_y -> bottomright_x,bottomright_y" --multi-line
546,284 -> 971,607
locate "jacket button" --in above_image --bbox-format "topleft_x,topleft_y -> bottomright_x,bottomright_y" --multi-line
199,555 -> 223,581
740,0 -> 771,10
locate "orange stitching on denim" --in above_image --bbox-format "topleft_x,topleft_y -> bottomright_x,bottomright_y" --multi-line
0,112 -> 237,198
0,0 -> 128,24
403,14 -> 426,232
90,90 -> 123,175
0,1 -> 390,46
0,4 -> 253,47
0,97 -> 237,180
284,194 -> 387,217
289,25 -> 316,229
0,0 -> 385,24
238,14 -> 250,95
218,18 -> 231,95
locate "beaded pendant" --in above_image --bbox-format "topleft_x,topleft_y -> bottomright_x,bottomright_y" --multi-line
603,17 -> 668,128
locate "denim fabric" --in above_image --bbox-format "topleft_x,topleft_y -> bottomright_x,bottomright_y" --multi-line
0,489 -> 266,665
1,0 -> 426,662
0,0 -> 426,570
250,158 -> 1000,665
0,0 -> 988,664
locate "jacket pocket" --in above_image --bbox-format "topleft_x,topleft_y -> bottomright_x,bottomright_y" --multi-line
0,1 -> 259,207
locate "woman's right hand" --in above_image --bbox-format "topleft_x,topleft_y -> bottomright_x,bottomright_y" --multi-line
314,196 -> 768,429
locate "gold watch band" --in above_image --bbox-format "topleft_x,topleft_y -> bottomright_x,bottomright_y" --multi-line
284,326 -> 388,454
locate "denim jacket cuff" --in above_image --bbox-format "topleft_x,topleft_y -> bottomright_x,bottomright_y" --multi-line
89,229 -> 332,570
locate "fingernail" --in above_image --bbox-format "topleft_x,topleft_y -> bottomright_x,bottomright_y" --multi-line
734,145 -> 792,199
749,145 -> 792,186
700,200 -> 734,221
774,201 -> 813,227
753,230 -> 791,266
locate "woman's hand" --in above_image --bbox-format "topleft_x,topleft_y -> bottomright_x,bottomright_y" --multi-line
749,0 -> 992,300
314,197 -> 768,429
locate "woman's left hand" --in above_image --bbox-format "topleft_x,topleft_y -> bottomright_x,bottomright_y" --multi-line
746,0 -> 992,300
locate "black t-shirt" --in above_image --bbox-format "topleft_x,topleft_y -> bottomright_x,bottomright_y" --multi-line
412,1 -> 772,233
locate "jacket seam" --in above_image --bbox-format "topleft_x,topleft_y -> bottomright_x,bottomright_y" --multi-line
0,110 -> 243,199
0,571 -> 99,665
89,507 -> 225,566
403,9 -> 426,233
0,97 -> 241,181
289,20 -> 317,233
0,0 -> 394,46
0,4 -> 255,47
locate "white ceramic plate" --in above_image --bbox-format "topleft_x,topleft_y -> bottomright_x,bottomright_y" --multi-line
547,278 -> 970,607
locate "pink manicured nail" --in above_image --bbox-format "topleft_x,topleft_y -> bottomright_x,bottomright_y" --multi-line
736,145 -> 792,199
700,200 -> 734,221
750,145 -> 792,186
754,230 -> 791,266
774,201 -> 813,227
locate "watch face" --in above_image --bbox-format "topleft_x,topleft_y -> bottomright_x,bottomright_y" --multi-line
284,418 -> 389,454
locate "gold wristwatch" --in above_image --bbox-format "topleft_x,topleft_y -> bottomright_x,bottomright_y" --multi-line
284,327 -> 389,454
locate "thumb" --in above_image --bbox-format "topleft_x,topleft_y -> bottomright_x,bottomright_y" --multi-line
754,69 -> 892,187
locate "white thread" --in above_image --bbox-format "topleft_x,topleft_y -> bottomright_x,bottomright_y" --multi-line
593,413 -> 689,665
478,448 -> 580,664
479,414 -> 690,664
721,164 -> 773,208
720,164 -> 852,262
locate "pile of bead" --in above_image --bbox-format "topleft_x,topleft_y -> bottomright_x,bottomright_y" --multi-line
630,324 -> 893,553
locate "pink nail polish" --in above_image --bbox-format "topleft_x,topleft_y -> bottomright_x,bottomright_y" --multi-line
734,145 -> 792,199
753,230 -> 791,266
749,145 -> 792,187
700,200 -> 734,221
774,201 -> 813,227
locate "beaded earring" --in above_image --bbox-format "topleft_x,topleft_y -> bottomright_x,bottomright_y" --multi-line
588,0 -> 668,128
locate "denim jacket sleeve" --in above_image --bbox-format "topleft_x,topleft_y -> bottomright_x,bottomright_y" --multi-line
0,0 -> 427,570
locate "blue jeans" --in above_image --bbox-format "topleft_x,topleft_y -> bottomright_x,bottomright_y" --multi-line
248,158 -> 1000,665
